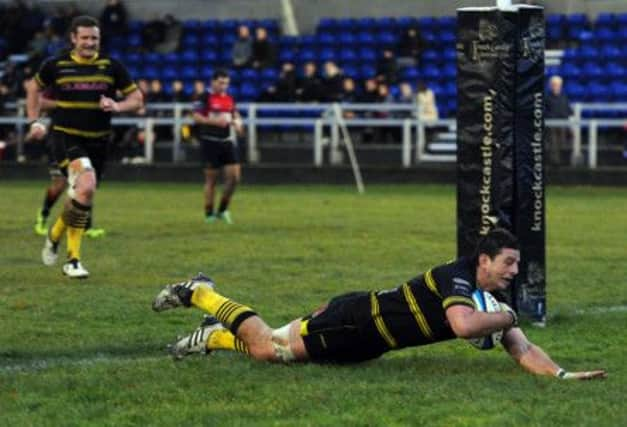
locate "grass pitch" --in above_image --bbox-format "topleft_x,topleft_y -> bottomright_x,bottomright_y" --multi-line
0,181 -> 625,426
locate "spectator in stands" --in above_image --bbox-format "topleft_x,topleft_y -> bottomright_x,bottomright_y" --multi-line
376,49 -> 399,85
322,61 -> 344,102
358,78 -> 380,143
100,0 -> 128,42
190,79 -> 207,103
146,78 -> 169,140
395,82 -> 415,118
375,83 -> 396,143
545,75 -> 572,167
339,77 -> 359,119
142,13 -> 167,51
168,79 -> 188,103
398,27 -> 426,64
296,61 -> 323,102
232,25 -> 253,68
251,27 -> 276,69
274,62 -> 297,102
142,13 -> 181,53
416,80 -> 439,122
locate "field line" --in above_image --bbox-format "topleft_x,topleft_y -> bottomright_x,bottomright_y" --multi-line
0,353 -> 165,374
574,304 -> 627,315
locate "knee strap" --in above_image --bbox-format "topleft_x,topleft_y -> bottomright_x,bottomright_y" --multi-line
271,324 -> 296,362
67,157 -> 93,199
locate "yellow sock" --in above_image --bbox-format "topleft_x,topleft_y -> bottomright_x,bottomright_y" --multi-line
191,286 -> 256,333
62,199 -> 91,260
66,226 -> 85,260
207,329 -> 249,354
49,216 -> 67,242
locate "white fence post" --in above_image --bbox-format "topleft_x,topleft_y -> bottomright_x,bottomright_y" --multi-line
402,119 -> 411,168
144,117 -> 154,164
314,118 -> 324,167
588,120 -> 597,169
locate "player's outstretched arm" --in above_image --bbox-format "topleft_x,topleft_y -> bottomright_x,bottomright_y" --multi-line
501,327 -> 607,380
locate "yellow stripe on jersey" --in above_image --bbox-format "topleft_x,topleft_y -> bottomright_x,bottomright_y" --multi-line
57,59 -> 111,67
425,269 -> 442,298
53,126 -> 111,138
55,101 -> 102,110
55,75 -> 114,85
402,283 -> 433,339
120,83 -> 138,95
442,296 -> 475,310
370,292 -> 397,348
34,74 -> 45,88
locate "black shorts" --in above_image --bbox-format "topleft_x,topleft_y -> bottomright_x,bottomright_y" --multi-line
50,130 -> 108,181
200,137 -> 239,169
301,292 -> 389,364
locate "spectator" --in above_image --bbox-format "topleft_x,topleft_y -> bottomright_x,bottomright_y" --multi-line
321,61 -> 344,102
339,77 -> 359,119
168,79 -> 188,103
358,78 -> 380,143
251,27 -> 276,69
190,79 -> 207,103
100,0 -> 128,40
146,79 -> 169,140
416,80 -> 439,122
376,49 -> 399,85
142,13 -> 167,51
398,27 -> 426,63
296,61 -> 323,102
545,75 -> 572,167
231,25 -> 253,68
274,62 -> 297,102
395,82 -> 415,118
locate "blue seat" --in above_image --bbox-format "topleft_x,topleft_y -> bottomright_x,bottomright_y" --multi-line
299,35 -> 316,48
586,82 -> 610,101
358,47 -> 377,62
355,17 -> 377,31
200,50 -> 217,64
297,48 -> 317,63
221,33 -> 237,45
163,52 -> 181,65
422,49 -> 440,63
582,62 -> 603,78
442,63 -> 456,78
202,33 -> 219,46
241,68 -> 259,81
182,19 -> 201,33
339,49 -> 357,63
438,16 -> 457,31
356,32 -> 376,46
342,64 -> 359,79
143,52 -> 160,65
560,62 -> 581,79
142,65 -> 159,80
181,33 -> 200,48
200,66 -> 214,81
601,45 -> 621,60
578,45 -> 598,60
316,33 -> 335,46
126,65 -> 139,80
360,64 -> 376,79
421,64 -> 440,80
397,16 -> 417,30
606,62 -> 625,78
318,18 -> 338,33
564,81 -> 585,101
278,49 -> 296,63
124,52 -> 142,65
181,66 -> 198,81
181,49 -> 199,64
376,17 -> 396,31
595,13 -> 616,28
595,27 -> 618,42
319,47 -> 337,62
609,82 -> 627,101
401,67 -> 420,81
240,82 -> 259,101
127,34 -> 142,48
338,32 -> 356,45
417,17 -> 436,31
161,67 -> 179,82
260,68 -> 279,81
200,19 -> 219,34
377,31 -> 397,47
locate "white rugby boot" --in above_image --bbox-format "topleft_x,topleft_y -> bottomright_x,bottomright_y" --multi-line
62,258 -> 89,279
42,236 -> 59,266
168,316 -> 224,360
152,273 -> 215,312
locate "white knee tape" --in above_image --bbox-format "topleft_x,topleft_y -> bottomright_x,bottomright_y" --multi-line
67,157 -> 93,199
271,324 -> 295,362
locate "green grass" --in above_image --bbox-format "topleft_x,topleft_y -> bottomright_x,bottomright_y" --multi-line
1,181 -> 626,426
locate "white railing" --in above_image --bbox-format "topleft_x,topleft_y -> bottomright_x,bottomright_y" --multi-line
2,101 -> 625,169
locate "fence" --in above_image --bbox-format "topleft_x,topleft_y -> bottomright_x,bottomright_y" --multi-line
2,101 -> 625,168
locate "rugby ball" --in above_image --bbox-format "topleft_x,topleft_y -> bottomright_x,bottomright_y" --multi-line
467,290 -> 503,350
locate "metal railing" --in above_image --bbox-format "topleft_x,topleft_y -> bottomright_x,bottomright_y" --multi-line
2,101 -> 625,169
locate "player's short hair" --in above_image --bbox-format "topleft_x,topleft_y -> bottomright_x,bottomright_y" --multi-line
474,228 -> 519,261
212,69 -> 230,81
70,15 -> 100,34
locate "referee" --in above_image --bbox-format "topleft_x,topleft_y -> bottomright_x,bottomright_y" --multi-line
26,15 -> 143,278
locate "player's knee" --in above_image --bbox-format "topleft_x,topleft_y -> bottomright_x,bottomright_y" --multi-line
247,344 -> 278,362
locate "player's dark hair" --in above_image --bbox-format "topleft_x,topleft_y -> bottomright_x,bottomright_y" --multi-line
212,69 -> 230,80
473,228 -> 519,262
70,15 -> 100,34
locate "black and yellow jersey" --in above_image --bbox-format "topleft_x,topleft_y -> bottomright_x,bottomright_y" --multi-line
34,50 -> 137,138
368,256 -> 478,349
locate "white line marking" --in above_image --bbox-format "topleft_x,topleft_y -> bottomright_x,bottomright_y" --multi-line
0,353 -> 164,374
574,305 -> 627,315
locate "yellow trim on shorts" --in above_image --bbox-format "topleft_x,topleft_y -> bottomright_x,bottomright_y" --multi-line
425,269 -> 442,298
370,292 -> 397,348
402,283 -> 433,339
55,75 -> 114,85
52,125 -> 111,138
300,319 -> 309,336
443,296 -> 475,310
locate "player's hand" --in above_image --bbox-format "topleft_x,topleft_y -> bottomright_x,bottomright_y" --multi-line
499,302 -> 518,327
558,369 -> 607,380
27,120 -> 47,140
215,116 -> 231,127
100,95 -> 119,112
